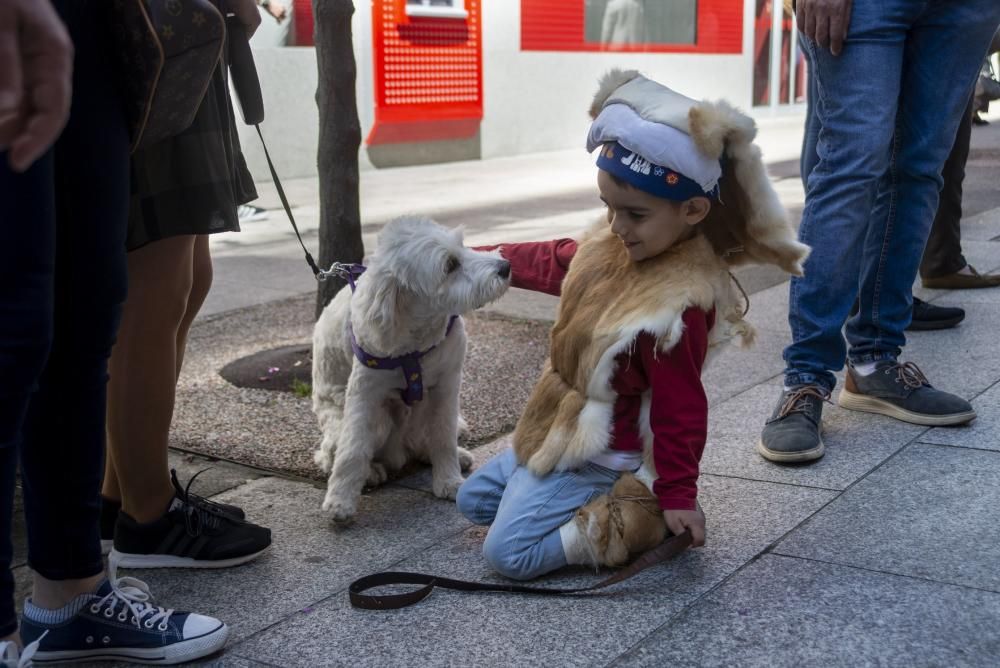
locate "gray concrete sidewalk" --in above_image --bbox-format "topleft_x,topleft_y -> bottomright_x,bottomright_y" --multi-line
11,112 -> 1000,667
150,204 -> 1000,668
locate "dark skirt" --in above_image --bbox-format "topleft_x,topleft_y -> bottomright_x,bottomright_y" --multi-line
126,39 -> 257,251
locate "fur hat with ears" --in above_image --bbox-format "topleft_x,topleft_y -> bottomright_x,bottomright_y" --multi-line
589,69 -> 810,276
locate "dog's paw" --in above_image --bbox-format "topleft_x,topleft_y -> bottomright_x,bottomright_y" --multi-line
365,462 -> 389,487
313,448 -> 333,473
432,476 -> 464,501
321,494 -> 357,524
457,446 -> 474,472
457,415 -> 470,439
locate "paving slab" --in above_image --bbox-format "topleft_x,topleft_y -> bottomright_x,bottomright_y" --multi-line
615,554 -> 1000,668
774,443 -> 1000,592
699,383 -> 925,491
120,477 -> 469,643
232,475 -> 833,667
920,381 -> 1000,452
955,205 -> 1000,241
167,450 -> 264,498
702,331 -> 788,408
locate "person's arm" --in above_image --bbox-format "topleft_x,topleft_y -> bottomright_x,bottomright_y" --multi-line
474,239 -> 577,296
0,0 -> 73,172
636,309 -> 711,546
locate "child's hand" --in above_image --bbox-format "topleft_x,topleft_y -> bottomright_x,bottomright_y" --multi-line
663,504 -> 706,547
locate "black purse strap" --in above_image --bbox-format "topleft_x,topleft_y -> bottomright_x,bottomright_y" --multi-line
348,529 -> 693,610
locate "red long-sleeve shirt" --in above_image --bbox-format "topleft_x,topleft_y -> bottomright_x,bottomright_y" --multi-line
484,239 -> 712,511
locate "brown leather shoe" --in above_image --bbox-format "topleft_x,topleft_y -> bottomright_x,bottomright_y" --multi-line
922,265 -> 1000,290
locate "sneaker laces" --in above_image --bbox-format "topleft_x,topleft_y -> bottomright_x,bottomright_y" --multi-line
104,555 -> 175,632
776,386 -> 831,419
891,361 -> 931,390
170,469 -> 227,537
0,633 -> 45,668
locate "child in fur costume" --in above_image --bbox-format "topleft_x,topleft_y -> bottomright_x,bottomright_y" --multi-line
456,69 -> 809,581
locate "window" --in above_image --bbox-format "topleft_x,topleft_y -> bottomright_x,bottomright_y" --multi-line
585,0 -> 697,46
522,0 -> 742,54
406,0 -> 469,19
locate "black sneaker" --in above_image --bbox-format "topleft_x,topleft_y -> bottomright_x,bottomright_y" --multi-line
100,471 -> 247,556
850,296 -> 964,331
758,385 -> 829,463
908,298 -> 965,331
838,360 -> 976,426
110,474 -> 270,569
20,578 -> 228,664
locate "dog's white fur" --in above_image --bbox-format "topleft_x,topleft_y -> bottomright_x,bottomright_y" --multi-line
312,216 -> 511,522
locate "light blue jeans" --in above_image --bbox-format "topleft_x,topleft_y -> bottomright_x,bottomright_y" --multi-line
784,0 -> 1000,393
456,448 -> 621,581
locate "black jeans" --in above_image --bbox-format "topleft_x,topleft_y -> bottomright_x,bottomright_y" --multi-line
920,92 -> 974,279
0,0 -> 129,636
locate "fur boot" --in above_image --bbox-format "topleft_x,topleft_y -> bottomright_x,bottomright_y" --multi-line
560,472 -> 666,568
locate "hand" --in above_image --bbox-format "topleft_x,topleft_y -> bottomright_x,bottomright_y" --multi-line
796,0 -> 852,56
226,0 -> 262,38
0,0 -> 73,172
267,1 -> 287,23
663,504 -> 706,547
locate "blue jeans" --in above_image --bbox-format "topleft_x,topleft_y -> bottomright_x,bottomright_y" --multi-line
784,0 -> 1000,392
0,0 -> 129,637
456,448 -> 620,581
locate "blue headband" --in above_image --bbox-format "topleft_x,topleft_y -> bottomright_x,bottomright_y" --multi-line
596,141 -> 719,201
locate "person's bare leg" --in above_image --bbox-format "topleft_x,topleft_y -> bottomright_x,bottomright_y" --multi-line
105,236 -> 196,523
175,235 -> 213,379
30,572 -> 105,610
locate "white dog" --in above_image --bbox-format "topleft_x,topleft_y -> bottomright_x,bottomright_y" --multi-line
311,216 -> 511,522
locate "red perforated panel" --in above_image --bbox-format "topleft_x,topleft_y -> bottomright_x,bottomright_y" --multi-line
521,0 -> 743,54
368,0 -> 483,145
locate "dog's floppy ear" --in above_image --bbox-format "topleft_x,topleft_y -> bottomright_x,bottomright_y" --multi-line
358,267 -> 402,332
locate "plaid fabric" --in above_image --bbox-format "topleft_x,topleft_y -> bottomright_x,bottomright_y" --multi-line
126,33 -> 257,251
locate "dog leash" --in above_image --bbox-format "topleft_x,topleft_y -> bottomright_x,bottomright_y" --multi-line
229,17 -> 344,282
348,529 -> 692,610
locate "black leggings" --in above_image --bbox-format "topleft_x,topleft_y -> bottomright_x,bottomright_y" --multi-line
0,0 -> 129,635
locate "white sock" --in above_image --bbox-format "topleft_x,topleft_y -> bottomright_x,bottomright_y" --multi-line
852,361 -> 879,376
632,464 -> 656,492
23,583 -> 104,625
559,518 -> 598,567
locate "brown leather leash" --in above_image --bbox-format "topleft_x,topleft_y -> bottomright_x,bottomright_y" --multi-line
348,529 -> 693,610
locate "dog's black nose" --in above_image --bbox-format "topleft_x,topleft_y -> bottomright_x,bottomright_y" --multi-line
498,261 -> 511,279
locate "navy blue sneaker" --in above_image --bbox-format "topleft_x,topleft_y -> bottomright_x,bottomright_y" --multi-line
20,578 -> 228,664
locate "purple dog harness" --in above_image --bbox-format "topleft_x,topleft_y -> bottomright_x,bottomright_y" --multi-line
339,264 -> 459,406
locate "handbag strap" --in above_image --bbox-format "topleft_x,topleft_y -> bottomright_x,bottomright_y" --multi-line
348,529 -> 693,610
254,124 -> 323,278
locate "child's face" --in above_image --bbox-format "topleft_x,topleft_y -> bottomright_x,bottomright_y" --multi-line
598,170 -> 711,263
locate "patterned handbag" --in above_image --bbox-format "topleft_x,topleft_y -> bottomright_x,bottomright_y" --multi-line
112,0 -> 226,152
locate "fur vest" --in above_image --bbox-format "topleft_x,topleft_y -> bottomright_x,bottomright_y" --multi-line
512,224 -> 753,476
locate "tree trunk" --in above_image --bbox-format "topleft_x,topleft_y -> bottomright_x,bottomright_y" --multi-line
313,0 -> 363,318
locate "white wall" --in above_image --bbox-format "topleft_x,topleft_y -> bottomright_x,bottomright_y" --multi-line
479,1 -> 754,159
239,1 -> 757,178
237,2 -> 374,180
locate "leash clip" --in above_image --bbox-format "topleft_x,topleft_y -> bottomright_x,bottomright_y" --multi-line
318,262 -> 358,283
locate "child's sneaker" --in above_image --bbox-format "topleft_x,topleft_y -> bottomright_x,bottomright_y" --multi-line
99,470 -> 248,556
19,579 -> 227,665
109,472 -> 270,569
